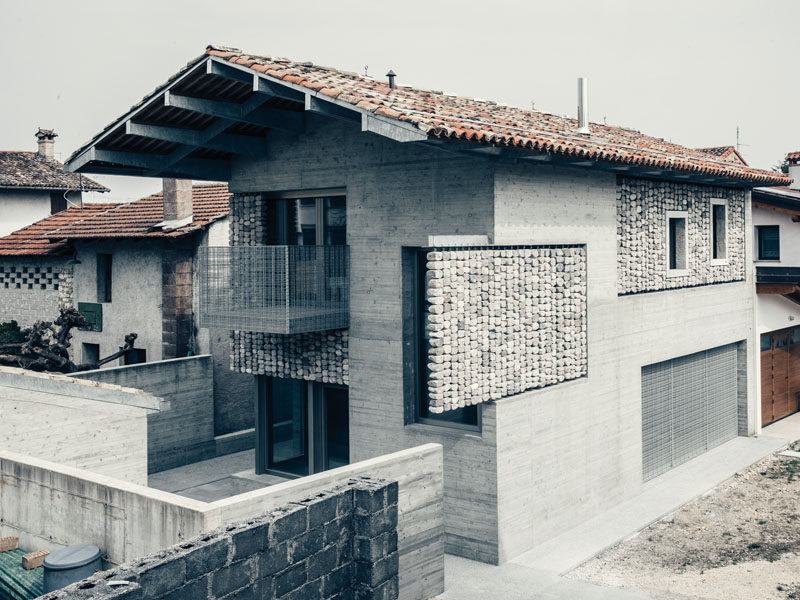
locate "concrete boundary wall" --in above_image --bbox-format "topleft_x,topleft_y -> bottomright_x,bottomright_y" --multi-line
0,443 -> 443,600
72,355 -> 215,473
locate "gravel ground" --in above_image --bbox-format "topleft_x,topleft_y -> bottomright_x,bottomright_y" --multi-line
570,448 -> 800,600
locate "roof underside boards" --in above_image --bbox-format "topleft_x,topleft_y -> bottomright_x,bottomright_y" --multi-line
64,46 -> 791,188
0,204 -> 118,257
46,183 -> 231,240
753,186 -> 800,214
0,152 -> 107,191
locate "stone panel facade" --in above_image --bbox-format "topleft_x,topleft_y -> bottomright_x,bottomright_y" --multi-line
617,176 -> 746,295
232,329 -> 349,384
423,245 -> 587,412
42,477 -> 399,600
229,191 -> 349,384
0,259 -> 73,327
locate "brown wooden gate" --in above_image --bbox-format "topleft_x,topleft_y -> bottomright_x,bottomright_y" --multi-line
761,327 -> 800,426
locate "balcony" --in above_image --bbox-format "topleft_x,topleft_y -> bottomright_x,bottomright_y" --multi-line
198,246 -> 349,334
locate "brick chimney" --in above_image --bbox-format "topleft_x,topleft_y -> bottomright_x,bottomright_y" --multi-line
35,128 -> 57,160
788,153 -> 800,190
162,178 -> 193,221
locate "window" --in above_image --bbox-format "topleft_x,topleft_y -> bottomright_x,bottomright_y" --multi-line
757,225 -> 780,261
761,335 -> 772,352
402,248 -> 480,431
666,211 -> 688,275
267,193 -> 346,246
711,199 -> 727,262
82,343 -> 99,366
122,348 -> 147,365
97,254 -> 112,302
50,191 -> 67,214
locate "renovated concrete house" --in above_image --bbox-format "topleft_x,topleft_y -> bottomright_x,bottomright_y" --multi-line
0,129 -> 107,236
752,152 -> 800,426
63,45 -> 789,565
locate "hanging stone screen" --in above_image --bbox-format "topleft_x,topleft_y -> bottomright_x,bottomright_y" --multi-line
423,245 -> 587,413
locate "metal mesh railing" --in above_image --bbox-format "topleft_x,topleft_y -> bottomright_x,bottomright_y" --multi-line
198,245 -> 349,334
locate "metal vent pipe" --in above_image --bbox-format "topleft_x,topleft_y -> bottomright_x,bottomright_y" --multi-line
577,77 -> 590,135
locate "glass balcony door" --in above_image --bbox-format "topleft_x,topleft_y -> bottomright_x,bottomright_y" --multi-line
256,376 -> 349,477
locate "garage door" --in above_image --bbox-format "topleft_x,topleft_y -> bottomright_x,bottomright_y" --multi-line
642,343 -> 740,481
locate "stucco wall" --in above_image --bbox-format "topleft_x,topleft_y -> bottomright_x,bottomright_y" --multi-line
0,189 -> 57,236
0,258 -> 72,327
70,239 -> 164,364
753,203 -> 800,267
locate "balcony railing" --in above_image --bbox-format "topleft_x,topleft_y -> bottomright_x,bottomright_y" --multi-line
198,245 -> 349,334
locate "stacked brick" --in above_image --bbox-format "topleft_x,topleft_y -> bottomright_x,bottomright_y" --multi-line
229,191 -> 349,385
0,259 -> 73,327
616,176 -> 746,295
424,246 -> 587,413
232,329 -> 349,385
41,477 -> 399,600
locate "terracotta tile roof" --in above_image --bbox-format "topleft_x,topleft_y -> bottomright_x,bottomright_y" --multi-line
695,146 -> 748,166
203,46 -> 788,186
0,151 -> 107,191
787,151 -> 800,163
48,183 -> 231,240
0,204 -> 118,257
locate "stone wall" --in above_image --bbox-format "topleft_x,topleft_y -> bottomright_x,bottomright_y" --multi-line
232,329 -> 349,384
423,245 -> 587,412
617,176 -> 746,295
0,258 -> 73,327
41,478 -> 399,600
228,191 -> 349,385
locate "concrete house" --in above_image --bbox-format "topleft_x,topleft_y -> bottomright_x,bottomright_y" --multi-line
0,129 -> 107,237
752,152 -> 800,426
63,45 -> 789,565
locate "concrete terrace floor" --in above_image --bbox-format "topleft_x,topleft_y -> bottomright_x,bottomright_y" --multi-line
147,450 -> 289,502
443,423 -> 800,600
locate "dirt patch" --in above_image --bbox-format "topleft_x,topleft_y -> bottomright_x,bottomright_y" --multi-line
570,452 -> 800,600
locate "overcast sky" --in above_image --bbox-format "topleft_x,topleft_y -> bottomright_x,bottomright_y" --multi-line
1,0 -> 798,202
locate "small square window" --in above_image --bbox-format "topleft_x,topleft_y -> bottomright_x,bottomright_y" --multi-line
757,225 -> 780,261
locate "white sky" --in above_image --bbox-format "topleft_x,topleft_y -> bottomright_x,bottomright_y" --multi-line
1,0 -> 798,202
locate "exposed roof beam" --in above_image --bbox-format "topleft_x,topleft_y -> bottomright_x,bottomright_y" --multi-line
164,91 -> 303,131
206,59 -> 253,85
304,94 -> 359,123
74,148 -> 229,180
125,122 -> 267,157
206,57 -> 305,102
253,74 -> 306,102
361,112 -> 428,143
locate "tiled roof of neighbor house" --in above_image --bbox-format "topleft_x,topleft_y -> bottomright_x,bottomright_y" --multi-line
753,185 -> 800,207
0,151 -> 107,191
694,146 -> 748,166
65,46 -> 790,187
787,151 -> 800,162
47,183 -> 231,239
0,204 -> 119,257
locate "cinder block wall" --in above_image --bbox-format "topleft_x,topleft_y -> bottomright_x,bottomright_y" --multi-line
40,478 -> 400,600
73,356 -> 214,472
0,258 -> 72,327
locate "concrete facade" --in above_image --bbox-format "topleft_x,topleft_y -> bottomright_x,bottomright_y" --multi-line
0,366 -> 164,485
0,258 -> 73,327
225,116 -> 757,565
73,356 -> 216,473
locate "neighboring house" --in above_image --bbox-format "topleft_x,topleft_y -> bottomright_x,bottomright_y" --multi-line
0,203 -> 117,327
0,129 -> 107,236
752,151 -> 800,426
63,45 -> 789,565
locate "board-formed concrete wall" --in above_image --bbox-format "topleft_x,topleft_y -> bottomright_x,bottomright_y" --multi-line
73,356 -> 215,473
423,245 -> 587,412
0,258 -> 73,327
0,443 -> 442,600
0,366 -> 162,485
43,478 -> 399,600
617,176 -> 746,295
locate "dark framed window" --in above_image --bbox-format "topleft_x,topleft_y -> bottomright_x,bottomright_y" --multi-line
82,342 -> 99,365
50,191 -> 67,214
760,334 -> 771,352
711,202 -> 727,260
266,193 -> 346,246
757,225 -> 780,261
401,247 -> 480,431
97,253 -> 112,302
667,213 -> 687,271
122,348 -> 147,365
